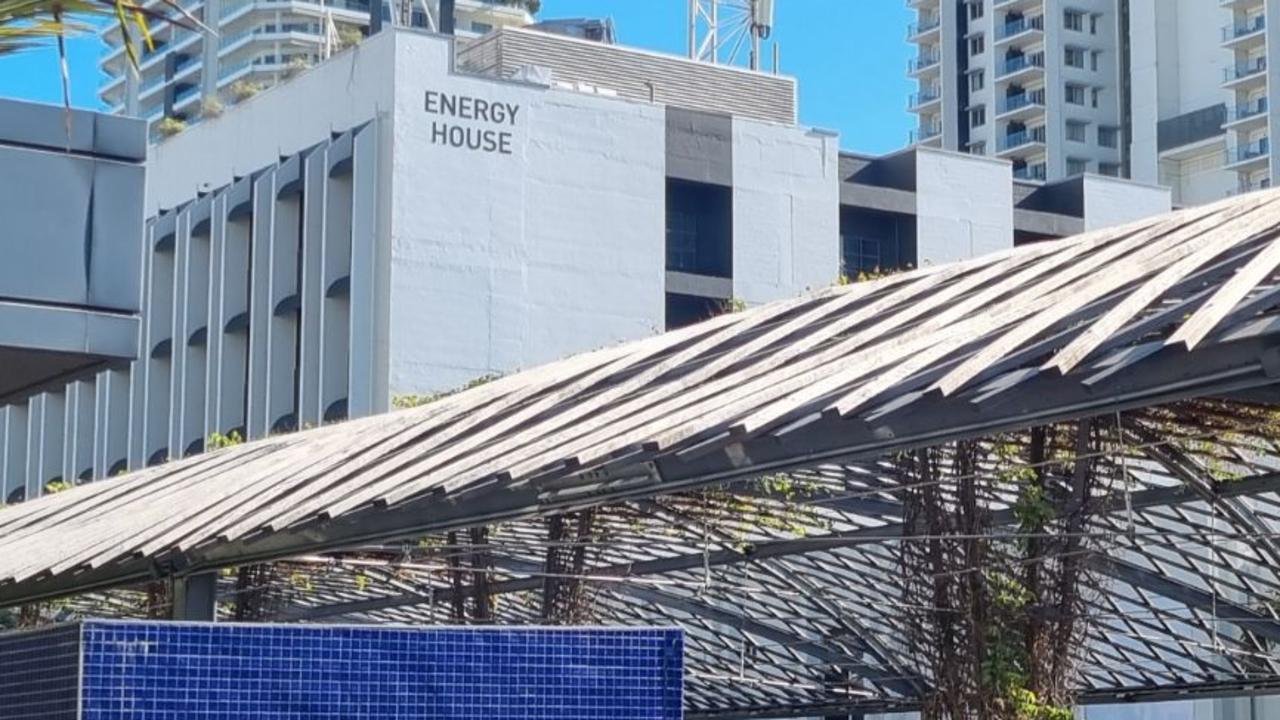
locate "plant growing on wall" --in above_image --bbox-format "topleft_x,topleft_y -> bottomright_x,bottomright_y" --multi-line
228,79 -> 263,103
199,95 -> 223,119
154,115 -> 187,138
337,24 -> 363,49
899,421 -> 1105,719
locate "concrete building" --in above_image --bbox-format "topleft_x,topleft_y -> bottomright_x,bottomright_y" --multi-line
0,100 -> 147,498
96,0 -> 534,127
0,27 -> 1171,507
905,0 -> 1268,205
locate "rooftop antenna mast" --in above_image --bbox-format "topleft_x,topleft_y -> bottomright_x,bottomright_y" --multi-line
688,0 -> 776,71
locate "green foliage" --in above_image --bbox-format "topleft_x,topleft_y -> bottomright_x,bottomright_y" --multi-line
288,570 -> 313,593
200,95 -> 223,118
394,374 -> 502,410
154,115 -> 187,138
44,478 -> 71,494
354,573 -> 369,592
337,24 -> 363,48
228,79 -> 263,102
1013,482 -> 1055,534
721,297 -> 748,314
207,430 -> 243,451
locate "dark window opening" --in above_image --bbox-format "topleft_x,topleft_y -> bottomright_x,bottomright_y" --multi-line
666,293 -> 724,331
839,206 -> 916,278
666,179 -> 732,277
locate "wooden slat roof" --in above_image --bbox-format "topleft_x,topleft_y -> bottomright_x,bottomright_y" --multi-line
6,189 -> 1280,605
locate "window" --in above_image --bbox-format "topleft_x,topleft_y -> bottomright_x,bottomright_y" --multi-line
1098,125 -> 1119,148
970,34 -> 985,56
1065,46 -> 1086,68
1065,83 -> 1086,105
1066,120 -> 1087,142
969,70 -> 985,92
1091,50 -> 1102,71
1090,13 -> 1099,34
970,106 -> 987,128
1067,157 -> 1089,175
1064,9 -> 1085,31
666,179 -> 732,277
471,21 -> 493,33
1099,162 -> 1121,177
968,1 -> 984,21
1092,87 -> 1102,108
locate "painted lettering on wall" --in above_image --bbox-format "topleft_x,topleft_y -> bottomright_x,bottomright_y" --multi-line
424,90 -> 519,156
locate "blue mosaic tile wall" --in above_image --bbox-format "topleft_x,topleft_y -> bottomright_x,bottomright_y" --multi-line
0,623 -> 80,720
0,620 -> 683,719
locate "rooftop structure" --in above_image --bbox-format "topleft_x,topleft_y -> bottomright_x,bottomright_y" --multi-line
5,191 -> 1280,718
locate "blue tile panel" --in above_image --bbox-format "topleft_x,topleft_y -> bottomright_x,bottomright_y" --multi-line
0,623 -> 81,720
78,621 -> 684,720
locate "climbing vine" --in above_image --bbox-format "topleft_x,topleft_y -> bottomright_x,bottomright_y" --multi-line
900,420 -> 1108,719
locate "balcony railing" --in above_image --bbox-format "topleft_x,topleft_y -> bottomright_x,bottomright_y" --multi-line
1227,97 -> 1269,123
1222,15 -> 1266,41
1236,176 -> 1272,194
909,87 -> 942,108
908,15 -> 941,37
997,89 -> 1046,114
997,52 -> 1044,78
1226,138 -> 1270,164
1013,163 -> 1047,181
1224,58 -> 1267,83
909,52 -> 941,72
998,126 -> 1046,151
173,85 -> 201,105
910,124 -> 943,144
997,15 -> 1044,40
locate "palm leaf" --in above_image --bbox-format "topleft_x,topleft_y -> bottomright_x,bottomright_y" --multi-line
0,0 -> 212,123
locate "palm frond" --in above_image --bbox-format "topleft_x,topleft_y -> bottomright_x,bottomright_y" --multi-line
0,0 -> 213,122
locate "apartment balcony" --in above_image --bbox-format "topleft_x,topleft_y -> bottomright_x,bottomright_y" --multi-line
1013,163 -> 1047,181
172,84 -> 203,114
1224,58 -> 1267,89
997,126 -> 1047,157
908,86 -> 942,111
909,122 -> 943,145
1234,175 -> 1272,194
995,15 -> 1044,46
996,88 -> 1045,120
1225,138 -> 1270,170
907,15 -> 942,40
908,50 -> 942,75
996,52 -> 1044,81
906,0 -> 939,8
1226,97 -> 1269,129
1222,16 -> 1266,48
994,0 -> 1044,11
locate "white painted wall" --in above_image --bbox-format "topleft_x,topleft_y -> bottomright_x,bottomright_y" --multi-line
146,32 -> 398,214
1081,175 -> 1172,231
731,121 -> 840,303
387,32 -> 667,394
914,147 -> 1013,266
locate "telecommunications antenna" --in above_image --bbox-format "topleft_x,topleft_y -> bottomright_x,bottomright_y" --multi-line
688,0 -> 777,71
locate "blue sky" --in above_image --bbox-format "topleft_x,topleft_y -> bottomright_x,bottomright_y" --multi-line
0,1 -> 914,153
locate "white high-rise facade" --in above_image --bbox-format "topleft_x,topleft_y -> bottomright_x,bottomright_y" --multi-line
908,0 -> 1275,205
97,0 -> 534,129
